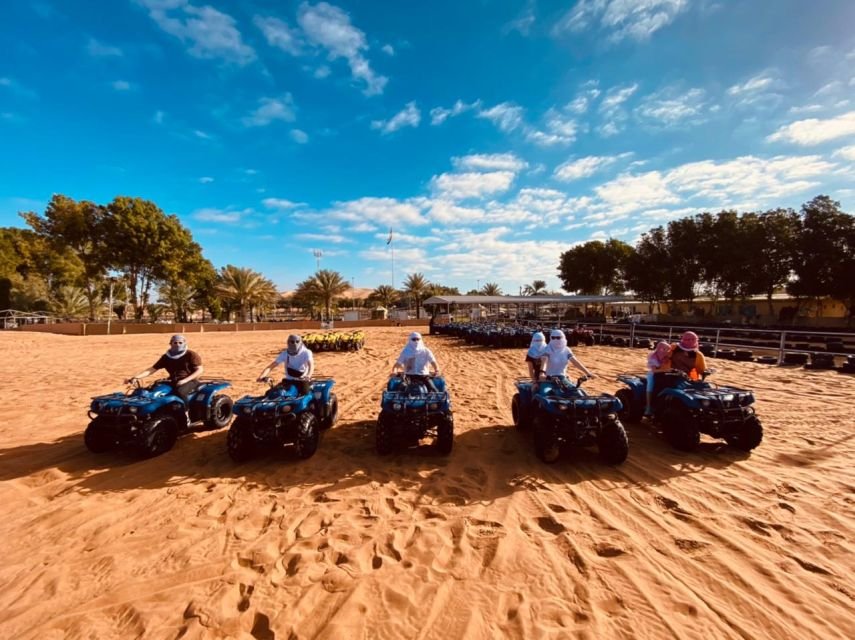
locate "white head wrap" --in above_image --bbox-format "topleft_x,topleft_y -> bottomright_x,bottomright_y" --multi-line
165,334 -> 188,359
548,329 -> 568,352
527,332 -> 546,358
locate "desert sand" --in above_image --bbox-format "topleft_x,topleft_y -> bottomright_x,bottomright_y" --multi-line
0,327 -> 853,640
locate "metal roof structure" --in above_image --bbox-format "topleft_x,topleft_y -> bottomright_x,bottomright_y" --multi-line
423,295 -> 633,306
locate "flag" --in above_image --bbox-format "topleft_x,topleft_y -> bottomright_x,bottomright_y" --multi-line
386,227 -> 393,245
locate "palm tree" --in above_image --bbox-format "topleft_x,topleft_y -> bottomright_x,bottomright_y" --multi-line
247,278 -> 280,321
402,272 -> 430,319
369,284 -> 399,309
216,265 -> 271,322
481,282 -> 503,295
51,285 -> 91,319
303,269 -> 351,321
159,281 -> 197,322
523,279 -> 547,296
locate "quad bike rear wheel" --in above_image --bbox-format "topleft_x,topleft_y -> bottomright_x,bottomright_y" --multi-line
725,415 -> 763,451
84,417 -> 113,453
206,394 -> 234,429
321,393 -> 338,430
294,412 -> 320,459
662,404 -> 700,451
598,418 -> 629,464
227,418 -> 256,462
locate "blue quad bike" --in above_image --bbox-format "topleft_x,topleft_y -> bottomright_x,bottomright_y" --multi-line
227,377 -> 338,462
376,374 -> 454,455
512,375 -> 628,464
614,370 -> 763,452
86,379 -> 234,457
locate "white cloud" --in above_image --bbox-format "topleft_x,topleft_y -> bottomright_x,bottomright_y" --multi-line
598,121 -> 620,137
452,153 -> 528,173
199,176 -> 214,184
553,0 -> 689,42
600,83 -> 638,113
371,101 -> 420,134
348,222 -> 377,232
431,171 -> 516,200
194,129 -> 211,139
0,77 -> 37,100
381,44 -> 394,55
254,16 -> 302,55
767,110 -> 855,145
788,104 -> 823,115
477,102 -> 525,132
297,232 -> 350,243
290,128 -> 309,143
242,95 -> 296,127
833,145 -> 855,161
262,198 -> 305,210
87,38 -> 123,57
567,82 -> 601,114
814,80 -> 843,97
525,109 -> 579,146
153,110 -> 165,124
314,197 -> 428,226
138,0 -> 256,65
504,5 -> 536,36
111,80 -> 132,91
554,155 -> 622,181
430,99 -> 481,125
193,207 -> 250,223
297,2 -> 387,95
313,65 -> 331,78
727,73 -> 775,96
635,87 -> 707,126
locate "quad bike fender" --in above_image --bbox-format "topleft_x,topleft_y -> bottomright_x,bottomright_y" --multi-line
659,387 -> 703,410
616,374 -> 645,394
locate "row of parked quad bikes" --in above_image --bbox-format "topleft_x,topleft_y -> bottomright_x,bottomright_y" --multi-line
84,347 -> 763,464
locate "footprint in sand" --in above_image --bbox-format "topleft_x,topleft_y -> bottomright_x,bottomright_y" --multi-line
250,612 -> 275,640
593,541 -> 627,558
674,538 -> 710,555
536,516 -> 566,535
655,495 -> 692,519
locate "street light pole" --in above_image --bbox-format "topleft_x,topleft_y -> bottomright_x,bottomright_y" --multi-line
107,278 -> 115,335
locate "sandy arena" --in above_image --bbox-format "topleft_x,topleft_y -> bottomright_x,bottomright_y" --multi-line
0,327 -> 853,639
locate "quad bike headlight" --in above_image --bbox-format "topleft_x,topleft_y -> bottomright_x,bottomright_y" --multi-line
722,394 -> 734,403
606,413 -> 617,420
393,403 -> 402,411
701,399 -> 711,408
429,403 -> 438,410
242,406 -> 252,415
282,405 -> 292,413
559,403 -> 569,411
129,406 -> 138,414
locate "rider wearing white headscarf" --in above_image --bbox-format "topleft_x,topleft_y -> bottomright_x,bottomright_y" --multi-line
125,334 -> 204,401
525,331 -> 547,380
258,334 -> 315,395
391,331 -> 440,376
543,329 -> 594,379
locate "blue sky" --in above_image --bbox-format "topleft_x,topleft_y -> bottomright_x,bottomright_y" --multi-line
1,0 -> 854,294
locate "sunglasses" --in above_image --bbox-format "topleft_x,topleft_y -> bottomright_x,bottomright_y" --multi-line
288,340 -> 301,344
411,337 -> 420,341
550,336 -> 562,340
170,341 -> 185,345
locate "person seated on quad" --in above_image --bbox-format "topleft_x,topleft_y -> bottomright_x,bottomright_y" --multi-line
391,331 -> 441,392
669,331 -> 706,381
257,334 -> 314,396
543,329 -> 594,387
125,334 -> 204,402
525,331 -> 547,381
644,341 -> 672,417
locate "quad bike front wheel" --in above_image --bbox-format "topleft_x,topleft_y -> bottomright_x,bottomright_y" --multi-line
615,388 -> 642,424
662,404 -> 700,451
598,418 -> 629,464
141,417 -> 178,458
725,415 -> 763,451
321,393 -> 338,430
376,411 -> 393,455
294,412 -> 320,459
511,393 -> 531,431
84,417 -> 113,453
435,414 -> 454,454
533,413 -> 560,463
227,418 -> 256,462
206,394 -> 234,429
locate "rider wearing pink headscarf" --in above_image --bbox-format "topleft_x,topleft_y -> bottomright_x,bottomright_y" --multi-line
670,331 -> 706,380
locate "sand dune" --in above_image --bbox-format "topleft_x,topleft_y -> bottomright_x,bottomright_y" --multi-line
0,327 -> 853,639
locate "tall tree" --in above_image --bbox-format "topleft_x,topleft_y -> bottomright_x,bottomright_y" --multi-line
742,208 -> 800,316
624,227 -> 670,312
216,265 -> 276,322
21,195 -> 107,319
51,285 -> 91,319
369,284 -> 399,309
298,269 -> 350,321
558,239 -> 633,295
664,217 -> 702,304
481,282 -> 503,295
402,272 -> 430,319
102,196 -> 204,320
523,279 -> 547,295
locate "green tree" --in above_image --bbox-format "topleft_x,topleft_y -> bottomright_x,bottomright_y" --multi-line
523,279 -> 548,295
102,196 -> 205,320
625,227 -> 670,312
481,282 -> 503,295
294,269 -> 350,321
741,208 -> 800,317
21,195 -> 108,319
558,239 -> 634,295
51,285 -> 91,319
369,284 -> 399,309
664,217 -> 702,304
402,272 -> 430,319
159,281 -> 197,323
216,265 -> 277,322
